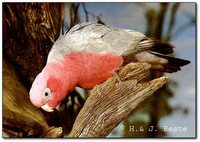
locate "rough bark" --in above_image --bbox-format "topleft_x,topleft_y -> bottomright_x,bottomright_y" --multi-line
69,63 -> 168,137
41,127 -> 63,138
3,3 -> 65,89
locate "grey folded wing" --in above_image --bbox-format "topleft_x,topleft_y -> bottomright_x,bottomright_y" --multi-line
47,22 -> 153,63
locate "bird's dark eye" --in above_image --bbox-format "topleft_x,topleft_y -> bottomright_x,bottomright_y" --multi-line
42,88 -> 51,99
45,92 -> 49,97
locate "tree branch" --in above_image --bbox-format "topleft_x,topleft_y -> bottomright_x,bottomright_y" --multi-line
69,63 -> 168,137
155,3 -> 169,39
81,3 -> 89,22
41,127 -> 63,138
166,3 -> 180,41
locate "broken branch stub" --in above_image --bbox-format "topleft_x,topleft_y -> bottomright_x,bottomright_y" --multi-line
69,63 -> 168,137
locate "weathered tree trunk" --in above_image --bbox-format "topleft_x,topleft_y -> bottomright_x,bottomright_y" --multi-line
69,63 -> 168,137
3,3 -> 65,137
3,3 -> 65,89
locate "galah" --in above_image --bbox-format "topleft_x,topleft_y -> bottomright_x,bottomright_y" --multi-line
29,22 -> 190,112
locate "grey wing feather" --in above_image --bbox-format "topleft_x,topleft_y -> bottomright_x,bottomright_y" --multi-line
47,22 -> 152,63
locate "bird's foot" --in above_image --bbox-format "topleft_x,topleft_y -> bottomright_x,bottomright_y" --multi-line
114,72 -> 122,83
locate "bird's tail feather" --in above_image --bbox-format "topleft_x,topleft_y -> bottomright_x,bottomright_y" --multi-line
150,40 -> 174,55
124,39 -> 190,73
151,52 -> 191,73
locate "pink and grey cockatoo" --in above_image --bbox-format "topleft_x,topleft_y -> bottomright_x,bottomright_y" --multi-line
29,22 -> 190,112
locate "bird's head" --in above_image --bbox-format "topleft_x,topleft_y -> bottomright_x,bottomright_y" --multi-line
29,63 -> 69,112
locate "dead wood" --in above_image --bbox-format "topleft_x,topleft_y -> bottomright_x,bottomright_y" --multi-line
3,3 -> 65,88
69,63 -> 168,137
